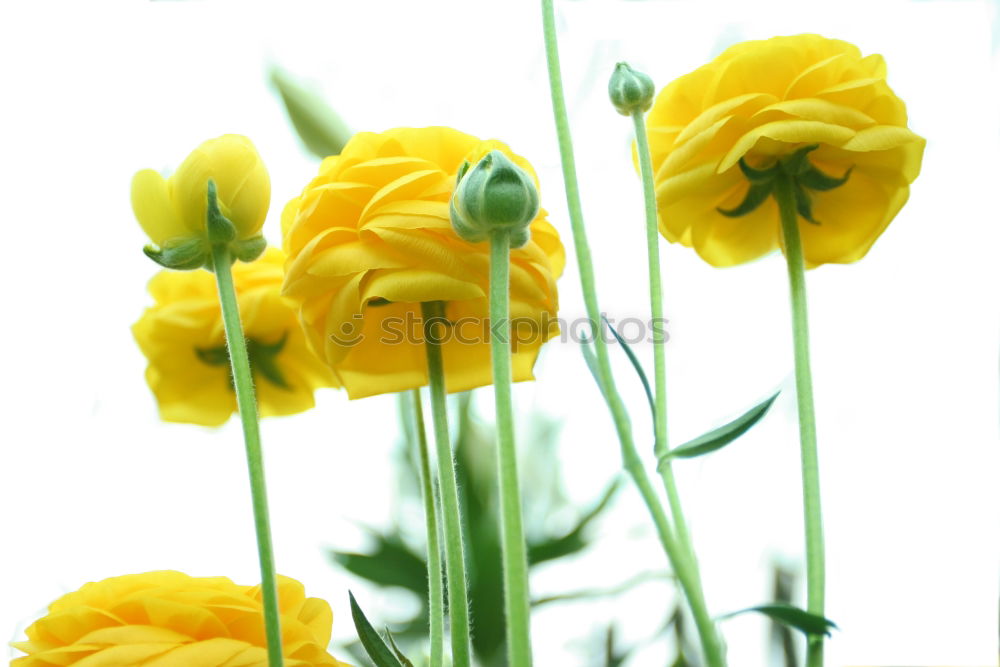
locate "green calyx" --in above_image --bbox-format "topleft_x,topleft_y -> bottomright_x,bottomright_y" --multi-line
141,179 -> 267,271
196,331 -> 291,390
717,144 -> 852,224
608,62 -> 655,116
450,150 -> 537,248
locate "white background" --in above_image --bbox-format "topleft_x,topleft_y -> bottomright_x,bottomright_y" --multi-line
1,1 -> 997,665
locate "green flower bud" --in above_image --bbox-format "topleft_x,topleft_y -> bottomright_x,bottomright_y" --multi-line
450,150 -> 538,248
608,62 -> 654,116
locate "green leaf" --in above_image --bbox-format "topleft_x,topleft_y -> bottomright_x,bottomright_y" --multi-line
528,478 -> 621,565
579,333 -> 610,404
384,628 -> 415,667
659,392 -> 779,464
718,603 -> 838,637
270,67 -> 352,159
331,534 -> 428,597
348,592 -> 405,667
601,316 -> 655,424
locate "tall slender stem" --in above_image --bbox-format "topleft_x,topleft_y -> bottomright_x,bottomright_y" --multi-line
420,301 -> 473,667
210,243 -> 283,667
410,389 -> 445,667
540,3 -> 724,665
633,107 -> 713,628
774,173 -> 825,667
488,229 -> 533,666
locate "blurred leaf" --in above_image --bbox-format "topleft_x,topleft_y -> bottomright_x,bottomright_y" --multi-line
533,570 -> 670,606
604,625 -> 628,667
602,315 -> 656,421
658,392 -> 779,464
331,534 -> 427,596
719,603 -> 837,637
349,592 -> 406,667
527,478 -> 620,565
270,67 -> 352,159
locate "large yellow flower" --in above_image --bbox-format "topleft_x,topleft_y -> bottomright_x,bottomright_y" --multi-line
132,134 -> 270,250
646,34 -> 925,267
12,571 -> 349,666
133,248 -> 335,426
281,127 -> 565,399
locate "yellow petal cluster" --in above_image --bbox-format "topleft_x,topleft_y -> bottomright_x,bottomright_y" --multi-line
281,127 -> 565,399
646,34 -> 925,267
132,248 -> 335,426
11,571 -> 349,667
132,134 -> 270,248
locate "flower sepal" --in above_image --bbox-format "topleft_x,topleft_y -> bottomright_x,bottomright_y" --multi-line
450,150 -> 538,248
143,237 -> 210,271
718,144 -> 852,225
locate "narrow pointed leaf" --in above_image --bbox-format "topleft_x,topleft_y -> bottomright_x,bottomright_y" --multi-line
718,603 -> 838,637
800,164 -> 852,191
659,391 -> 779,464
602,316 -> 655,421
270,67 -> 352,159
717,182 -> 774,217
781,143 -> 819,175
348,592 -> 404,667
579,333 -> 610,403
384,628 -> 415,667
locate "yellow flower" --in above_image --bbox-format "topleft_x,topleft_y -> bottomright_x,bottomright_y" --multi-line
645,34 -> 925,267
281,127 -> 565,399
11,571 -> 349,667
132,247 -> 335,426
132,134 -> 270,249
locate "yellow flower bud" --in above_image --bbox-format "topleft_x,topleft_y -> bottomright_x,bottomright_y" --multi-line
11,571 -> 350,666
131,134 -> 270,265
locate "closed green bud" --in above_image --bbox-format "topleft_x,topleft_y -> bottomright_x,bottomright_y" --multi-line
608,62 -> 654,116
450,150 -> 538,248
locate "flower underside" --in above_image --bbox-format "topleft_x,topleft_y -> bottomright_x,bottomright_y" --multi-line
718,144 -> 852,224
197,332 -> 291,390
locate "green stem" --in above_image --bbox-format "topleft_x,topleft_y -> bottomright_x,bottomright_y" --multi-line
540,4 -> 725,665
774,173 -> 825,667
633,108 -> 716,641
420,301 -> 473,667
210,243 -> 283,667
410,389 -> 445,667
488,229 -> 533,666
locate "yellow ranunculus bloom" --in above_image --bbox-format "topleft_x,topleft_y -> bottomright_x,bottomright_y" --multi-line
133,248 -> 335,426
646,34 -> 925,267
11,571 -> 349,666
281,127 -> 565,399
132,134 -> 270,248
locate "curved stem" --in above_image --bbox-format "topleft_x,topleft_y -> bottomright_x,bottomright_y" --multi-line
774,173 -> 825,667
210,243 -> 283,667
420,301 -> 473,667
488,229 -> 533,666
540,4 -> 724,665
410,389 -> 444,667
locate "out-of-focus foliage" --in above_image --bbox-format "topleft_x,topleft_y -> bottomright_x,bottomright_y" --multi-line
270,67 -> 352,159
332,392 -> 623,665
